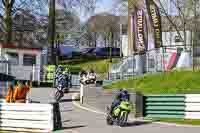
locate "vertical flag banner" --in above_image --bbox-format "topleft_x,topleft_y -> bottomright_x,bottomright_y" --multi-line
132,9 -> 147,53
146,0 -> 162,48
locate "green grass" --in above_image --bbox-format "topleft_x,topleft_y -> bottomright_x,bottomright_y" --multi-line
64,58 -> 120,74
103,71 -> 200,94
149,118 -> 200,125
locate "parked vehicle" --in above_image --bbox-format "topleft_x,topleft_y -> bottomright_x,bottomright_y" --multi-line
86,73 -> 96,84
79,70 -> 97,85
106,100 -> 132,127
79,70 -> 88,85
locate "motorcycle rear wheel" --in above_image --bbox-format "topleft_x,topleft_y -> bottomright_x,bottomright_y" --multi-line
106,115 -> 113,125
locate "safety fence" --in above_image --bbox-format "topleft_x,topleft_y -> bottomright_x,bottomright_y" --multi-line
109,46 -> 194,80
141,94 -> 200,119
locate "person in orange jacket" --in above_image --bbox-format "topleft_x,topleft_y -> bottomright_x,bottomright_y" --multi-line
5,83 -> 14,103
13,81 -> 30,103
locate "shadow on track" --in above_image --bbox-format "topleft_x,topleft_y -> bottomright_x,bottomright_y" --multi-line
59,98 -> 79,103
61,125 -> 86,130
123,121 -> 152,127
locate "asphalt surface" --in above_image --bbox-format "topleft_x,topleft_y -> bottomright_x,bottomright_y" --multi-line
82,85 -> 135,113
30,87 -> 200,133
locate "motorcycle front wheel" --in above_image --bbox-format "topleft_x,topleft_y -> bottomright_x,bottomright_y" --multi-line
118,112 -> 128,127
55,90 -> 64,102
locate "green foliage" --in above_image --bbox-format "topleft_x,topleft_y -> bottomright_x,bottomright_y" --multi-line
104,71 -> 200,94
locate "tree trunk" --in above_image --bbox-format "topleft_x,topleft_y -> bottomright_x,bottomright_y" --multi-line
94,32 -> 97,47
48,0 -> 56,65
4,0 -> 14,44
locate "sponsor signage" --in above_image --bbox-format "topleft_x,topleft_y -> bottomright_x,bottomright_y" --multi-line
146,0 -> 162,48
133,9 -> 147,53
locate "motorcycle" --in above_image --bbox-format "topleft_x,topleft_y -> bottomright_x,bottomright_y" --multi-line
54,73 -> 69,102
80,74 -> 88,85
106,100 -> 132,127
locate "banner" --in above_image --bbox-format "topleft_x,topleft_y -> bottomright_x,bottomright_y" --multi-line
146,0 -> 162,48
132,9 -> 147,53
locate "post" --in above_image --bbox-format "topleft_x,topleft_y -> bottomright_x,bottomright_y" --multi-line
120,24 -> 122,58
51,102 -> 62,130
135,92 -> 144,118
32,65 -> 35,82
48,0 -> 56,65
80,83 -> 84,104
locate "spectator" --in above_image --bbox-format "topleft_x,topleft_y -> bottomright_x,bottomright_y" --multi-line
5,83 -> 14,103
13,81 -> 30,103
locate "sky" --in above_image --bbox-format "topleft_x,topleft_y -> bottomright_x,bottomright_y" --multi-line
79,0 -> 114,22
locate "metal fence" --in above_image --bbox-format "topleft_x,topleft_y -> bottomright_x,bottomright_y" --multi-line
192,46 -> 200,70
109,46 -> 194,80
71,75 -> 80,86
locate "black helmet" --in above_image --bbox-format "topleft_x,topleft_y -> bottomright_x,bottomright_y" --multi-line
123,89 -> 128,95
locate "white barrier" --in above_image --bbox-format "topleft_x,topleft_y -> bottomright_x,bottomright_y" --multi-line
185,94 -> 200,119
0,102 -> 53,132
80,84 -> 84,104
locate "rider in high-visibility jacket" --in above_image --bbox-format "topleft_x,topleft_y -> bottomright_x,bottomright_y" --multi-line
110,89 -> 130,114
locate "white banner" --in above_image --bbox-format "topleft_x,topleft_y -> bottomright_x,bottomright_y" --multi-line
122,35 -> 128,56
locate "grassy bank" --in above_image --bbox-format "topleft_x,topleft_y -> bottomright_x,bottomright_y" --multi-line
148,118 -> 200,125
103,71 -> 200,94
69,58 -> 120,74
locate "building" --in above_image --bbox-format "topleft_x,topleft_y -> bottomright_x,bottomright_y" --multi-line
0,9 -> 48,83
0,43 -> 42,83
0,9 -> 48,48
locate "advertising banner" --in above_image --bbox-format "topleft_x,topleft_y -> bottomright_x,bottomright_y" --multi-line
132,9 -> 147,53
146,0 -> 162,48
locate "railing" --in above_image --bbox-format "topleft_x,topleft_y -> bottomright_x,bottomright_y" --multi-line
142,94 -> 200,119
109,46 -> 195,80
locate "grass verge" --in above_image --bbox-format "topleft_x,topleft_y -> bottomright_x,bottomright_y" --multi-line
70,58 -> 120,74
147,118 -> 200,125
103,71 -> 200,94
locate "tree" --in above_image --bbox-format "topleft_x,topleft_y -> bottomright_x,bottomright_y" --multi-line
0,0 -> 48,44
113,0 -> 128,15
48,0 -> 99,64
156,0 -> 200,48
86,13 -> 120,47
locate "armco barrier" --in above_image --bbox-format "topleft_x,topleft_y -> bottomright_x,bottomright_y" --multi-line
142,94 -> 200,119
